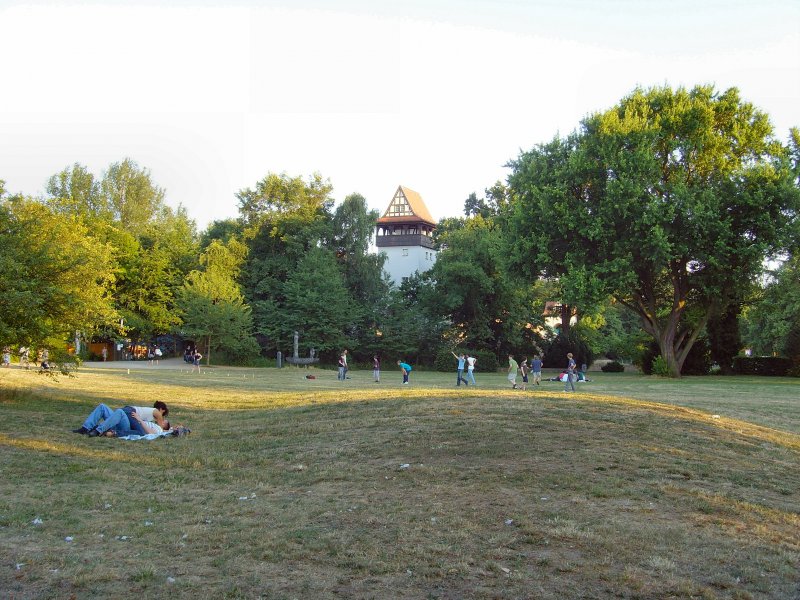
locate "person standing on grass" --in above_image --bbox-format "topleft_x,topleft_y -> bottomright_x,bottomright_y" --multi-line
466,353 -> 477,385
397,360 -> 412,385
531,355 -> 542,386
19,346 -> 30,369
192,349 -> 203,373
508,354 -> 519,389
338,351 -> 346,381
565,352 -> 577,392
2,346 -> 10,367
451,351 -> 469,386
373,354 -> 381,382
520,356 -> 529,391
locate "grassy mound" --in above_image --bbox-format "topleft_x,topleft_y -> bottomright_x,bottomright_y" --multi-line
1,367 -> 798,599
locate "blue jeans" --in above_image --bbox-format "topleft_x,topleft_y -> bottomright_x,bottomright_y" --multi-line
456,368 -> 468,386
467,369 -> 476,385
82,403 -> 140,436
564,372 -> 576,391
338,367 -> 345,380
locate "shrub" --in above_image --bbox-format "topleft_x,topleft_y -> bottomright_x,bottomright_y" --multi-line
651,356 -> 670,376
681,337 -> 711,376
601,360 -> 625,372
732,356 -> 792,376
639,339 -> 711,375
543,331 -> 593,371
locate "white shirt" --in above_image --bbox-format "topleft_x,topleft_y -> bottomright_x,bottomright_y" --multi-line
133,406 -> 156,421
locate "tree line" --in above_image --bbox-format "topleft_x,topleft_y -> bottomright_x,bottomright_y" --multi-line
1,85 -> 798,376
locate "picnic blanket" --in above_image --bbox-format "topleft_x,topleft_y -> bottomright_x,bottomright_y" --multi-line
118,426 -> 191,441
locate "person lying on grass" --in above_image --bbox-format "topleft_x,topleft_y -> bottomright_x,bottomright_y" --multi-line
72,401 -> 170,437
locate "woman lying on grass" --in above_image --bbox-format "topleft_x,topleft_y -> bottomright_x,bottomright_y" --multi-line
73,401 -> 171,438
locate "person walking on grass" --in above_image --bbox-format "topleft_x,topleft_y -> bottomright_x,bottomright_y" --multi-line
397,360 -> 412,385
451,351 -> 469,386
465,353 -> 477,385
520,356 -> 529,391
531,355 -> 542,386
508,354 -> 519,389
373,354 -> 381,382
564,352 -> 577,392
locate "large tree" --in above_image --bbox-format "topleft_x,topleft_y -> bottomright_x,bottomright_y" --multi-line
177,239 -> 259,364
508,85 -> 799,376
0,194 -> 116,347
45,161 -> 198,342
238,172 -> 335,354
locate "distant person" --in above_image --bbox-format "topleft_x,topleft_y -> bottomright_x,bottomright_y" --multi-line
508,354 -> 519,389
2,347 -> 10,368
466,353 -> 477,385
397,360 -> 412,385
39,348 -> 49,370
565,352 -> 577,392
520,356 -> 529,391
531,355 -> 542,386
192,350 -> 203,373
19,346 -> 30,369
338,351 -> 347,381
372,355 -> 381,382
451,351 -> 469,386
101,346 -> 108,362
154,346 -> 162,365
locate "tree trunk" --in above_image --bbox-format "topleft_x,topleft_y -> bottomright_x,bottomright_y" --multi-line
206,336 -> 211,366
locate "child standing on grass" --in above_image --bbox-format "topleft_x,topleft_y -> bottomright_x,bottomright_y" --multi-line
531,355 -> 542,386
373,355 -> 381,382
397,360 -> 412,385
565,352 -> 576,392
520,356 -> 529,391
508,354 -> 519,389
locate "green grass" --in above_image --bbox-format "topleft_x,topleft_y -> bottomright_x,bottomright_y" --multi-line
0,365 -> 798,599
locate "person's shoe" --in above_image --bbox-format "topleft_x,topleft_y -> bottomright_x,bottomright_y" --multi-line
72,427 -> 90,434
87,428 -> 101,437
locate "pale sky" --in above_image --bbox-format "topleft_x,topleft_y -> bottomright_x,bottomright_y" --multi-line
1,0 -> 798,229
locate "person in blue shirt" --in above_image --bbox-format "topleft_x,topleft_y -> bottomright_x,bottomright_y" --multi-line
451,351 -> 469,386
531,355 -> 543,386
397,360 -> 412,384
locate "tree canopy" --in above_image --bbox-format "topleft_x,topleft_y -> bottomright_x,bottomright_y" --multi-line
507,85 -> 799,376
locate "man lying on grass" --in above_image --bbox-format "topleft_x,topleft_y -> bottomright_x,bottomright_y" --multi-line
72,401 -> 170,438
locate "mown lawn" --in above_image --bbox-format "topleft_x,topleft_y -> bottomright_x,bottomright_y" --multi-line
1,364 -> 798,599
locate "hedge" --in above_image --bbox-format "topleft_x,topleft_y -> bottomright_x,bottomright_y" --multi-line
601,361 -> 625,373
732,356 -> 792,376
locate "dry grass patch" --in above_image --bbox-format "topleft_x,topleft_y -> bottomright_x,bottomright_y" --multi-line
0,366 -> 798,599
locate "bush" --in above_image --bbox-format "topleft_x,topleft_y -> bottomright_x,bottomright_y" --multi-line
732,356 -> 792,376
601,360 -> 625,372
681,337 -> 711,376
651,356 -> 670,376
639,339 -> 711,375
543,331 -> 593,371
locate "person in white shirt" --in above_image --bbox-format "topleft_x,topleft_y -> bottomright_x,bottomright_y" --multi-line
73,401 -> 170,437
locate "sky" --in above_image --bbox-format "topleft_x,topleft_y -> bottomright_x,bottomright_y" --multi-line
1,0 -> 798,230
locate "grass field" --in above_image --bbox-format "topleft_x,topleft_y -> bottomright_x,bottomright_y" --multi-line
1,363 -> 798,599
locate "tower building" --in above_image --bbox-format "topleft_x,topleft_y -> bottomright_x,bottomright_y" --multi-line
375,185 -> 437,285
